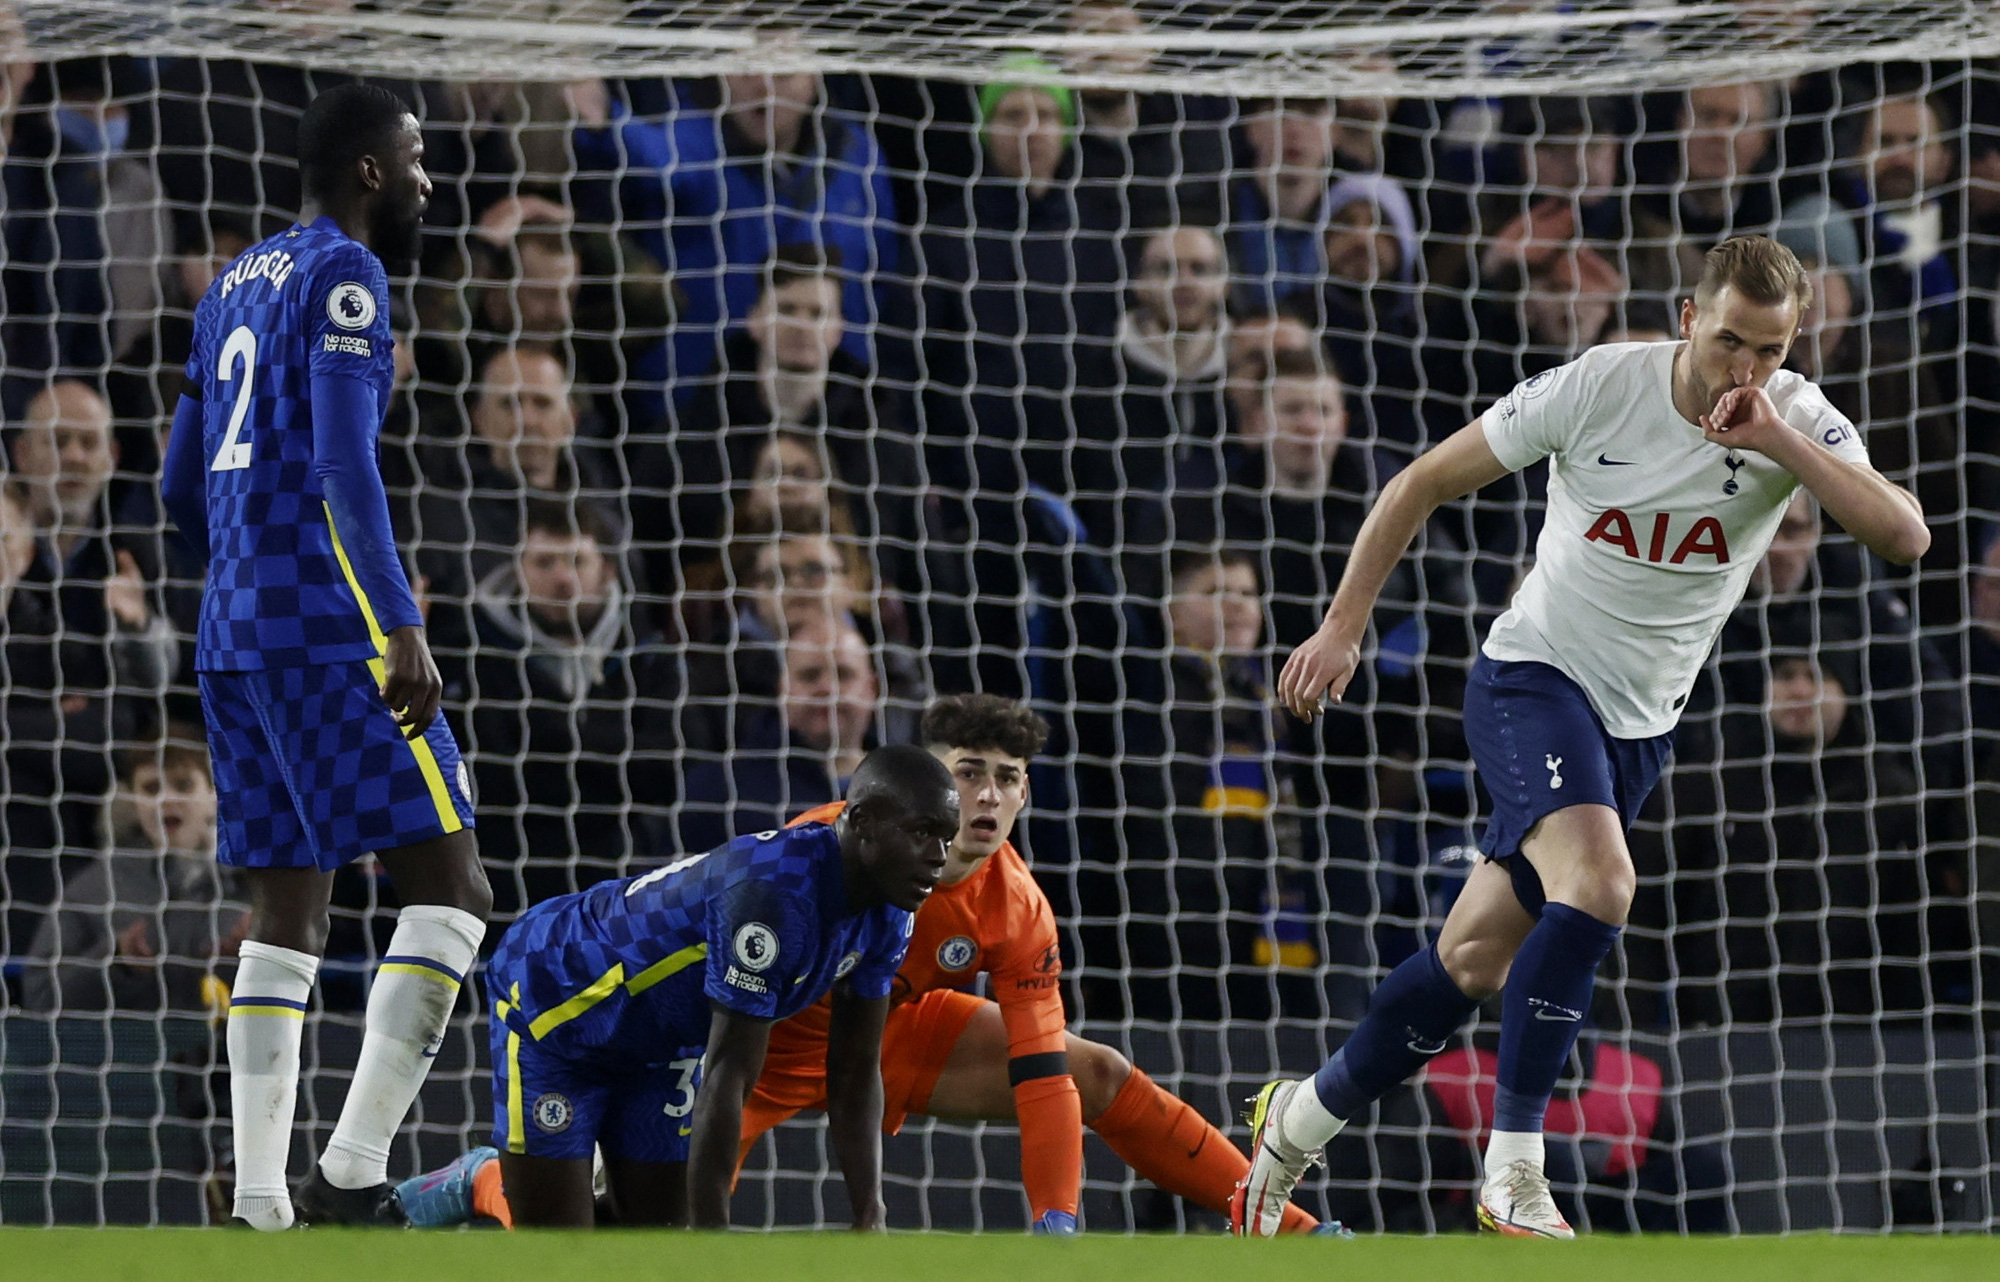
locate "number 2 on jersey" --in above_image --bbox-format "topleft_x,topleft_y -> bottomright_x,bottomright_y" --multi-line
211,325 -> 257,471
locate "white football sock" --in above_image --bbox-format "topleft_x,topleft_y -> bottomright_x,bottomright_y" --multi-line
319,906 -> 485,1190
1279,1077 -> 1347,1152
1484,1129 -> 1547,1180
228,940 -> 320,1230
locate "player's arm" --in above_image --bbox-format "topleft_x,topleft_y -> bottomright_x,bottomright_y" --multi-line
823,979 -> 891,1232
686,1001 -> 775,1230
1702,384 -> 1929,565
991,895 -> 1082,1233
160,389 -> 209,558
1279,418 -> 1513,719
312,372 -> 439,734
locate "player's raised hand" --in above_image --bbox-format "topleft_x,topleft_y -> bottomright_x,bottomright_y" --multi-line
1699,377 -> 1788,455
380,624 -> 443,738
1277,621 -> 1363,723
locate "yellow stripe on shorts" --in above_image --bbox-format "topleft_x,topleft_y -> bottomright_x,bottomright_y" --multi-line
323,502 -> 463,835
505,1028 -> 525,1155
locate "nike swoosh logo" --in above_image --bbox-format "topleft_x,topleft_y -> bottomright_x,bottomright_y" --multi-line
1597,454 -> 1636,466
1534,1008 -> 1581,1021
421,1047 -> 441,1058
679,1124 -> 694,1137
1185,1132 -> 1209,1161
1405,1025 -> 1448,1055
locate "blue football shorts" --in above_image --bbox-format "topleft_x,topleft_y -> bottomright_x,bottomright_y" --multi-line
1462,654 -> 1674,914
200,660 -> 475,872
485,970 -> 705,1165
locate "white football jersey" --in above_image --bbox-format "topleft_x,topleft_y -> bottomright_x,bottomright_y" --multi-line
1479,341 -> 1870,738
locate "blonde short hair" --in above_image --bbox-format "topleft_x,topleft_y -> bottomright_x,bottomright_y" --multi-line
1694,235 -> 1813,318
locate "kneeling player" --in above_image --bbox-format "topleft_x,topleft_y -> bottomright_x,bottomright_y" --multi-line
486,744 -> 956,1227
754,696 -> 1325,1234
406,697 -> 1327,1233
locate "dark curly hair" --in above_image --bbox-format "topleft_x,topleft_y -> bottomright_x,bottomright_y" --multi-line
920,694 -> 1048,763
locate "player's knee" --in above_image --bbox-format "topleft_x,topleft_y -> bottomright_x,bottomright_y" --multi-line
247,908 -> 329,958
440,831 -> 492,920
1066,1036 -> 1130,1119
455,853 -> 495,922
384,831 -> 493,920
421,863 -> 493,922
1596,860 -> 1638,920
1438,935 -> 1510,999
1545,849 -> 1636,924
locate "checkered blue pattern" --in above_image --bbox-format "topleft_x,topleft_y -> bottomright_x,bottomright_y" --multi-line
183,216 -> 398,672
200,661 -> 475,872
484,824 -> 912,1061
489,1025 -> 706,1162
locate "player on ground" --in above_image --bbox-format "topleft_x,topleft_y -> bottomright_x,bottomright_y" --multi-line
159,84 -> 493,1231
480,743 -> 956,1228
1235,236 -> 1928,1239
400,695 -> 1331,1233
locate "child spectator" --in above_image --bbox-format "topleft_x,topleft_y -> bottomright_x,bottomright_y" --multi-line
22,730 -> 242,1014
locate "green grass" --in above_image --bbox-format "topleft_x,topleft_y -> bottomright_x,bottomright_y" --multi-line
4,1230 -> 2000,1282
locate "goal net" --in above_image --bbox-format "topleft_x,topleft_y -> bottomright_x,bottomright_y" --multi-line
0,0 -> 1995,1233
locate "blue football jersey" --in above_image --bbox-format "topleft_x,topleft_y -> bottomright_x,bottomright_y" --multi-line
488,824 -> 913,1060
181,216 -> 397,672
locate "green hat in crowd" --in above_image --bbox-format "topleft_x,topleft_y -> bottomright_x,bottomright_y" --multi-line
977,54 -> 1077,140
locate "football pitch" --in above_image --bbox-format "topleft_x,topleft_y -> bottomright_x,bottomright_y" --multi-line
7,1230 -> 2000,1282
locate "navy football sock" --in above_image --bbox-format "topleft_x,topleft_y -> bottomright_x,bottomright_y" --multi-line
1492,903 -> 1621,1132
1312,944 -> 1480,1121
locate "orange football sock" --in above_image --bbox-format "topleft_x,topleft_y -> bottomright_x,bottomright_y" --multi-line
1013,1073 -> 1085,1218
1090,1066 -> 1319,1234
472,1154 -> 514,1229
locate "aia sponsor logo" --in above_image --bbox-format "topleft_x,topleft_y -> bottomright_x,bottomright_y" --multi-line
1584,509 -> 1730,565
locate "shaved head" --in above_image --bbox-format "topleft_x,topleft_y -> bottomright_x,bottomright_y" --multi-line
846,743 -> 957,822
838,743 -> 960,912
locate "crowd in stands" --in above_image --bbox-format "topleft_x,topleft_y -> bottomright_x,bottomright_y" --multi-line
0,3 -> 1996,1059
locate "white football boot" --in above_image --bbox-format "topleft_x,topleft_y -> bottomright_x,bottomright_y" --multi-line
1476,1159 -> 1576,1239
1229,1080 -> 1322,1238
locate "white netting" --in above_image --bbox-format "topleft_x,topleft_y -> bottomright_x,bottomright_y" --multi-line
0,0 -> 1994,1235
18,1 -> 2000,92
